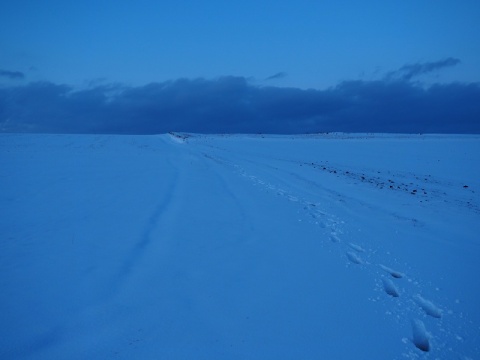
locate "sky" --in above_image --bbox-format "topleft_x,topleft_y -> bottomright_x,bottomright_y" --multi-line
1,0 -> 480,134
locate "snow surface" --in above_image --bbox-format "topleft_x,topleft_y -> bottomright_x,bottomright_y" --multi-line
1,132 -> 479,359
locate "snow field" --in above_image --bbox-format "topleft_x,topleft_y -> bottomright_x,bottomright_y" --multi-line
1,133 -> 479,359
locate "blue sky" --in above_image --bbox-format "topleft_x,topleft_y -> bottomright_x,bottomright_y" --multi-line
1,0 -> 480,133
2,0 -> 479,88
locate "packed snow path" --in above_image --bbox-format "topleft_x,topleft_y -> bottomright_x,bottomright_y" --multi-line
1,133 -> 479,359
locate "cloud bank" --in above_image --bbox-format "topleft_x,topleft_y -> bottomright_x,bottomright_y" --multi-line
1,64 -> 479,134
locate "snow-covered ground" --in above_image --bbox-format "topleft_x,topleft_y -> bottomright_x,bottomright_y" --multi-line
1,132 -> 479,359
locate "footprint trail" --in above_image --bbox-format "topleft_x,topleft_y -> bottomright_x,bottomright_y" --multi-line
200,148 -> 473,358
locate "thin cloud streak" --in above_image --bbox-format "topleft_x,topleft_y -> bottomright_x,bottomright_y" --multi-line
387,58 -> 461,81
265,72 -> 288,81
0,69 -> 25,80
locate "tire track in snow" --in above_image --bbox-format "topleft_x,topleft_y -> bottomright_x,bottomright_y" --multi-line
114,157 -> 180,291
203,158 -> 250,241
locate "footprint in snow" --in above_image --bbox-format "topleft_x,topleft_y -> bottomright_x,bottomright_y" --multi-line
412,319 -> 430,352
379,264 -> 404,279
330,233 -> 341,243
348,243 -> 365,252
413,294 -> 442,318
382,278 -> 400,297
346,251 -> 363,264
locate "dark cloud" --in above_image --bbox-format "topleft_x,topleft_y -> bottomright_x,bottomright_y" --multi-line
0,69 -> 25,80
387,58 -> 461,81
265,72 -> 287,81
1,76 -> 479,134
